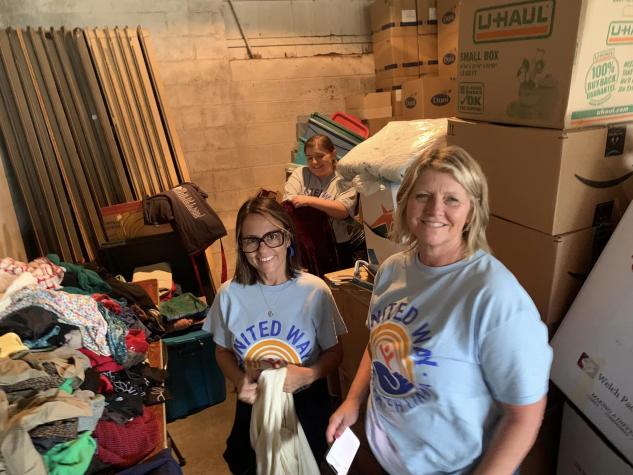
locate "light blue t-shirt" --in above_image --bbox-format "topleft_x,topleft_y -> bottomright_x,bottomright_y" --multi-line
365,250 -> 552,475
204,272 -> 347,369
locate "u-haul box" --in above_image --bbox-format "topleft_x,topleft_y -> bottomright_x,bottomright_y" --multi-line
457,0 -> 633,129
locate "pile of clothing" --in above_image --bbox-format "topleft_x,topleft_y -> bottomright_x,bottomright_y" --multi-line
132,262 -> 209,333
0,255 -> 170,474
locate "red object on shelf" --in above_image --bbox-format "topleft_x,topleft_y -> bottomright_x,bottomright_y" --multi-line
331,112 -> 369,139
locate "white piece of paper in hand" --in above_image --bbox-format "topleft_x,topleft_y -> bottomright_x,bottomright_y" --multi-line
325,427 -> 360,475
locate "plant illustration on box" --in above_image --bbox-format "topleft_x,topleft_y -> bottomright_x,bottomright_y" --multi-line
507,48 -> 559,119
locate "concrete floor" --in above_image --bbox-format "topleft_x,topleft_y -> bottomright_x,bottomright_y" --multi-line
167,390 -> 236,475
165,385 -> 560,475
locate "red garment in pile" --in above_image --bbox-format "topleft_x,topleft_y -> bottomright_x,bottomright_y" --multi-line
281,202 -> 339,278
92,293 -> 122,314
79,348 -> 123,373
94,406 -> 160,467
125,329 -> 148,354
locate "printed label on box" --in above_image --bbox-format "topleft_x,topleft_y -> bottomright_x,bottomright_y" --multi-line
443,52 -> 456,66
473,0 -> 556,44
458,82 -> 484,113
402,9 -> 417,23
442,10 -> 456,25
607,21 -> 633,45
605,126 -> 627,157
585,49 -> 620,106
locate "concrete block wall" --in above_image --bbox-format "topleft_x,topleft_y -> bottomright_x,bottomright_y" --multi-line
0,0 -> 374,283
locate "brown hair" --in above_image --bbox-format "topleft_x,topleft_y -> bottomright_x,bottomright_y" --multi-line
234,197 -> 301,285
304,135 -> 337,169
392,145 -> 490,257
304,134 -> 335,153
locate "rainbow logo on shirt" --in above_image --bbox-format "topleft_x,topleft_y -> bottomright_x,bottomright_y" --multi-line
232,319 -> 313,369
368,300 -> 438,410
370,322 -> 416,396
243,339 -> 302,369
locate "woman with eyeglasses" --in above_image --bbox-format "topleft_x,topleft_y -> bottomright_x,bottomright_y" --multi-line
284,134 -> 360,268
203,196 -> 346,474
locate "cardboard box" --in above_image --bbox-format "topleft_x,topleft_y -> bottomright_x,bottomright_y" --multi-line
364,117 -> 392,136
456,0 -> 633,129
488,215 -> 608,326
551,202 -> 633,465
324,269 -> 385,475
392,88 -> 404,118
417,34 -> 440,75
345,92 -> 392,120
360,181 -> 408,265
437,0 -> 459,78
371,0 -> 418,34
447,119 -> 632,235
402,75 -> 456,119
101,201 -> 172,242
557,404 -> 633,475
416,0 -> 438,35
375,68 -> 417,93
373,30 -> 420,74
324,268 -> 372,398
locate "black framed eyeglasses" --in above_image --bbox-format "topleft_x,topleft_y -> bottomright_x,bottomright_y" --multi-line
239,230 -> 287,253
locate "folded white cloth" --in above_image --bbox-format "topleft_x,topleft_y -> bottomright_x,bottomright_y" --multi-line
250,368 -> 320,475
132,262 -> 172,295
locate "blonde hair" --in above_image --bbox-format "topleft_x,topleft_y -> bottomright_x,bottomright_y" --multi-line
392,145 -> 490,257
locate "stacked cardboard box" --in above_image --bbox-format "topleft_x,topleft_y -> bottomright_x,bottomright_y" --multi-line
436,0 -> 458,78
448,0 -> 633,329
371,0 -> 420,122
344,91 -> 392,137
367,0 -> 456,132
403,0 -> 457,121
448,119 -> 631,329
324,268 -> 385,475
448,0 -> 633,471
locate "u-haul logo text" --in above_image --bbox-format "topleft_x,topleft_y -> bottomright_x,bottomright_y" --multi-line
607,22 -> 633,45
473,0 -> 555,44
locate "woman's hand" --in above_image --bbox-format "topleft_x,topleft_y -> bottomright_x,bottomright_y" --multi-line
291,195 -> 314,208
283,364 -> 314,393
236,370 -> 260,405
326,398 -> 361,443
